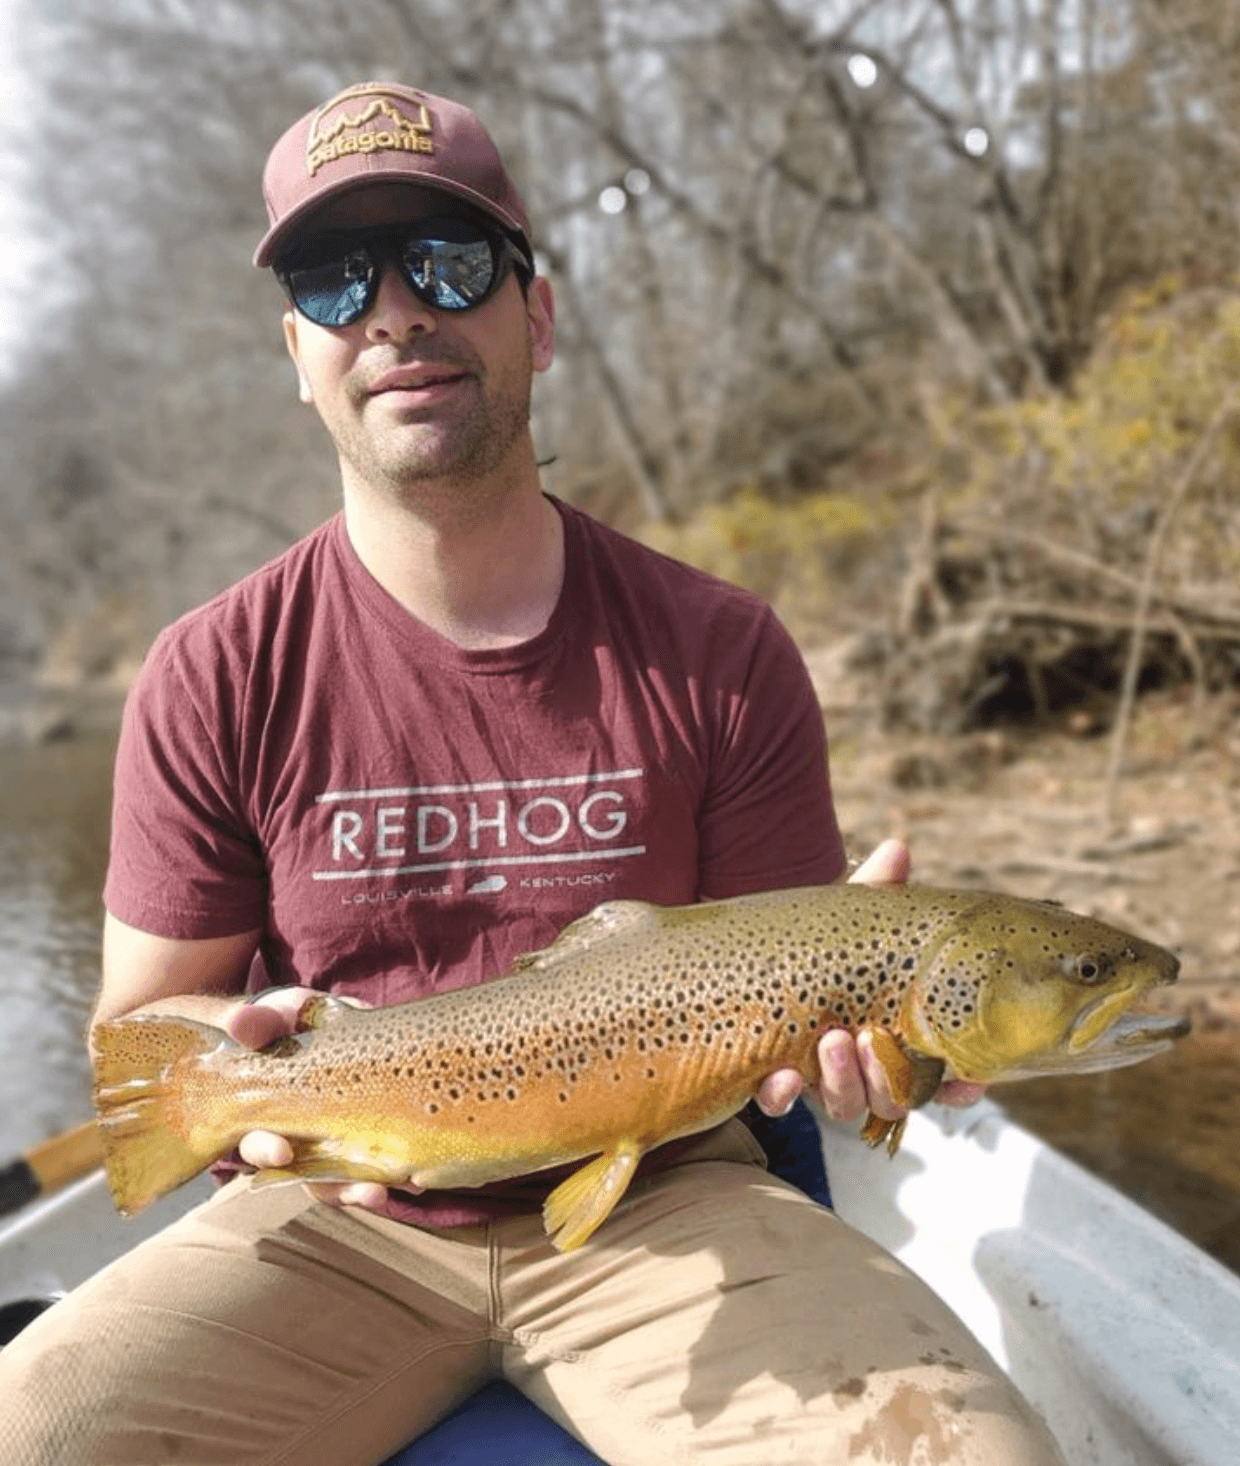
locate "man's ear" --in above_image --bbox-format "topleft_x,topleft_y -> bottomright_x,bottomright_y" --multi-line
282,311 -> 314,403
528,276 -> 555,374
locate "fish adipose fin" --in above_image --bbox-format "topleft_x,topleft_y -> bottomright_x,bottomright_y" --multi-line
92,1016 -> 230,1217
543,1141 -> 642,1252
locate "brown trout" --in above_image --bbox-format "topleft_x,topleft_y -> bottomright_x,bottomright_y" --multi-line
93,883 -> 1186,1250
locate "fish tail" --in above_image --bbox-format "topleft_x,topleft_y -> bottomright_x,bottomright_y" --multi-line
92,1015 -> 232,1216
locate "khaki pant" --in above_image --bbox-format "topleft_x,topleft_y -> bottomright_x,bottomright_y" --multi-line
0,1123 -> 1063,1466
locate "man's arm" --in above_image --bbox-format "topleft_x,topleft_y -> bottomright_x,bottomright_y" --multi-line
93,913 -> 263,1038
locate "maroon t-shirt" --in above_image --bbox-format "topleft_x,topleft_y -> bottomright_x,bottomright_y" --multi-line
104,499 -> 845,1226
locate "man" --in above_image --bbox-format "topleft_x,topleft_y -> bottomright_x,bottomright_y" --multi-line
0,82 -> 1063,1465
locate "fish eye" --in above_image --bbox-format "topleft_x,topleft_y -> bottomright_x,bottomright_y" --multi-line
1071,953 -> 1110,985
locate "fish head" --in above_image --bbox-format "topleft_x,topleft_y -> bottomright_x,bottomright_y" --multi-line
901,894 -> 1188,1083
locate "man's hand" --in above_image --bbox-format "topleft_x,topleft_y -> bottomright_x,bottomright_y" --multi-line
754,839 -> 986,1124
226,987 -> 398,1211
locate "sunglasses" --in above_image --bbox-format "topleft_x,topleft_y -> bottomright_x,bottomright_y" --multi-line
276,216 -> 533,328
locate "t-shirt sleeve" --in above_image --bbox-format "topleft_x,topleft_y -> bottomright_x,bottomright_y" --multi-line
695,607 -> 846,899
102,629 -> 269,939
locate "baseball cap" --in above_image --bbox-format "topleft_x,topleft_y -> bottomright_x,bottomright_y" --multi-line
254,81 -> 532,268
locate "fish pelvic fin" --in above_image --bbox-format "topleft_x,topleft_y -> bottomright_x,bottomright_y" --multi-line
92,1015 -> 232,1217
543,1141 -> 643,1252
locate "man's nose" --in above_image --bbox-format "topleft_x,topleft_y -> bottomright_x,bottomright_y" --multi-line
364,263 -> 437,341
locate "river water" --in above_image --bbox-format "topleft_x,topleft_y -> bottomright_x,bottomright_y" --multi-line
2,727 -> 1237,1274
0,730 -> 116,1161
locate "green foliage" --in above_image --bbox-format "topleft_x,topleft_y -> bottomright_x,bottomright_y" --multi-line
643,279 -> 1240,659
947,278 -> 1240,586
641,486 -> 896,638
1026,280 -> 1240,485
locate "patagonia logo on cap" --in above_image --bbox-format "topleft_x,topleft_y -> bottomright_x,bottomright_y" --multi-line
305,84 -> 434,177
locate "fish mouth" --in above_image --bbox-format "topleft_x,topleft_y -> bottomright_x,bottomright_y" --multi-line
1064,1006 -> 1190,1071
997,1007 -> 1191,1081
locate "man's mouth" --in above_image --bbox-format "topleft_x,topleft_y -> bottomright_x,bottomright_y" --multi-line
367,365 -> 471,396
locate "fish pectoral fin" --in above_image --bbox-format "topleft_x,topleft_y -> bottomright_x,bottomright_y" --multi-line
857,1028 -> 942,1158
297,994 -> 358,1029
860,1113 -> 907,1156
861,1027 -> 945,1108
249,1167 -> 308,1189
542,1142 -> 643,1252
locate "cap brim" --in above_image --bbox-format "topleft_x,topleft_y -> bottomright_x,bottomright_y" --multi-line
254,170 -> 530,268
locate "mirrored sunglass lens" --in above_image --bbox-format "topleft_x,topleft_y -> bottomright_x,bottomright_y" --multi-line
401,232 -> 497,310
289,249 -> 374,326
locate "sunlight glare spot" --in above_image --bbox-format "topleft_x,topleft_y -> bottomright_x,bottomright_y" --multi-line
848,54 -> 878,89
964,126 -> 990,157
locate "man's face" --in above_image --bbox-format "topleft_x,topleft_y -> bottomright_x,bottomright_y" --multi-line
280,184 -> 554,498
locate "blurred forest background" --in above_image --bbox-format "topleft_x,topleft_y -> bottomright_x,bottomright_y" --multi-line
3,0 -> 1240,741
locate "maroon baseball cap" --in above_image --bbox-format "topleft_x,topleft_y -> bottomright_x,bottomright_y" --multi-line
254,81 -> 532,267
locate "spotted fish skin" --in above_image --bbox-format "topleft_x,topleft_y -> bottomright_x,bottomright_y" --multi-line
93,883 -> 1184,1248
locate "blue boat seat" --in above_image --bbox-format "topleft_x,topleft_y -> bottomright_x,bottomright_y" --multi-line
384,1381 -> 599,1465
381,1102 -> 830,1466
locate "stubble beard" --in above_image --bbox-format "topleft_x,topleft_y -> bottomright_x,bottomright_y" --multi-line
341,350 -> 535,507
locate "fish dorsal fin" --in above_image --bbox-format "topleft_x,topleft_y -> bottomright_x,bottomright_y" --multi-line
298,994 -> 357,1029
255,995 -> 354,1057
510,901 -> 660,972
